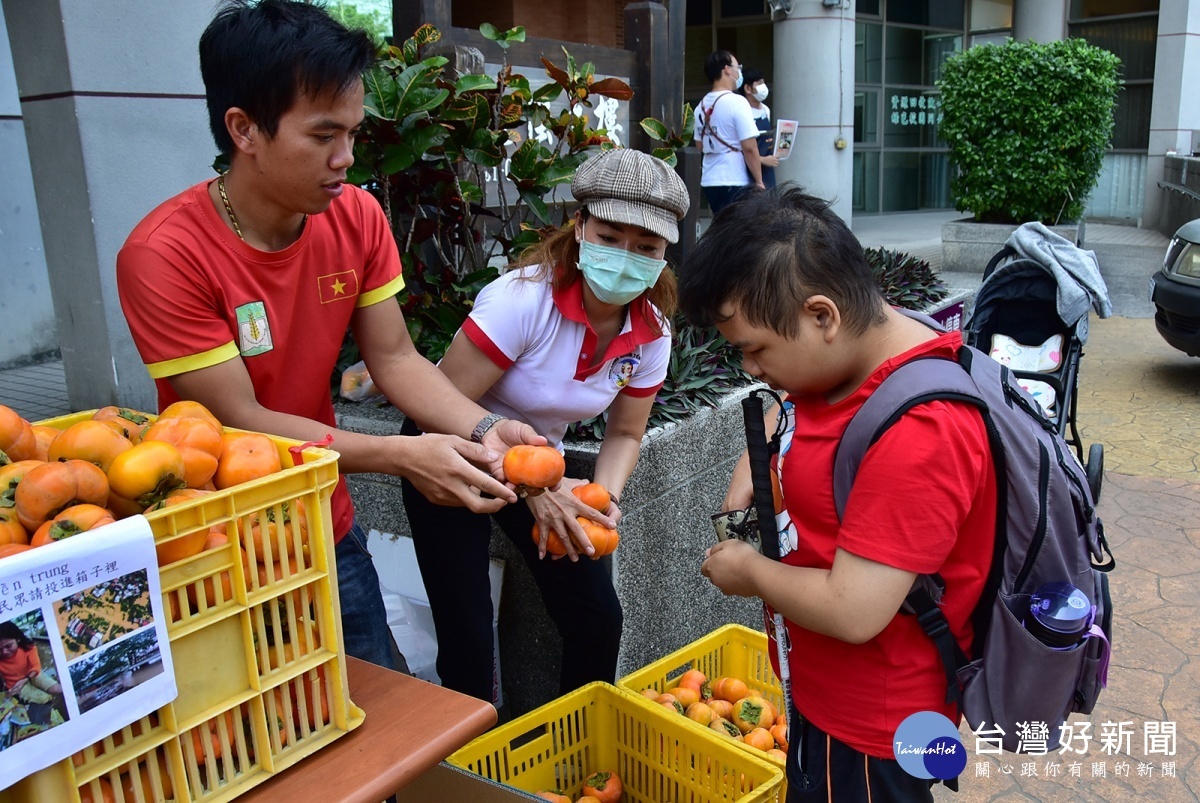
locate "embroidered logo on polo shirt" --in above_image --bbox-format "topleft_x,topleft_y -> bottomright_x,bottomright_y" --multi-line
235,301 -> 273,357
610,354 -> 640,389
318,270 -> 359,303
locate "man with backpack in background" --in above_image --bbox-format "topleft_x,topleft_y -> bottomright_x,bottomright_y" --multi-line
693,50 -> 770,215
681,186 -> 996,801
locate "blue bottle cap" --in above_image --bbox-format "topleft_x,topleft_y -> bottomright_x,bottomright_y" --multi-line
1027,582 -> 1092,647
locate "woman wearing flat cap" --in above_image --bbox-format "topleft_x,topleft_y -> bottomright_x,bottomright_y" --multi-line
401,148 -> 689,701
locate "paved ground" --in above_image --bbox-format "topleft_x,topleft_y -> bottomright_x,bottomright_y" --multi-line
3,212 -> 1198,801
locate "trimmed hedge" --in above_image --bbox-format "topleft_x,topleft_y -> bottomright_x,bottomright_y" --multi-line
937,38 -> 1121,225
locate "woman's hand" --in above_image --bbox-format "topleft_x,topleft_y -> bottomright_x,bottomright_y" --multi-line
527,478 -> 617,561
762,155 -> 781,168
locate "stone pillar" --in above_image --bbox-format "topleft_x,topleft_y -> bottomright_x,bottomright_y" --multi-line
771,0 -> 855,223
1142,4 -> 1200,230
623,2 -> 671,154
3,1 -> 215,412
1012,0 -> 1067,43
0,2 -> 55,367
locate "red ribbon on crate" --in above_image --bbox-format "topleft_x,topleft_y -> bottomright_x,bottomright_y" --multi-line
289,433 -> 334,467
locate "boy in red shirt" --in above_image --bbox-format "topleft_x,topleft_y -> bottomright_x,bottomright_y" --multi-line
679,187 -> 995,801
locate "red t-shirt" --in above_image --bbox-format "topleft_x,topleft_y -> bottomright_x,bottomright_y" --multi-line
116,181 -> 405,540
774,331 -> 996,758
0,645 -> 41,689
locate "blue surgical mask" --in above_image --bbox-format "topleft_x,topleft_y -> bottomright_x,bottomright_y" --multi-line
577,227 -> 667,306
735,67 -> 744,90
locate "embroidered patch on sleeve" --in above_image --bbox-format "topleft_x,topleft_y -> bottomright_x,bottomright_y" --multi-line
318,270 -> 360,303
235,301 -> 273,356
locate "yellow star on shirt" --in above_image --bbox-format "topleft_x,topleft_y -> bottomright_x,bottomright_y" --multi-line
331,278 -> 346,296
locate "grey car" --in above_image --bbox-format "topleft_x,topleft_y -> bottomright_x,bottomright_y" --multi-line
1149,218 -> 1200,356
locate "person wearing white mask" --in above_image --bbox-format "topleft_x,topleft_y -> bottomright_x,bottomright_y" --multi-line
399,148 -> 688,703
741,67 -> 780,189
693,50 -> 765,214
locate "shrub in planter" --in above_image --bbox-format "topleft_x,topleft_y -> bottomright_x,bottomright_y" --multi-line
937,38 -> 1120,225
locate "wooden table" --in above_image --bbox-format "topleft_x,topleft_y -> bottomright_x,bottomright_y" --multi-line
241,657 -> 498,803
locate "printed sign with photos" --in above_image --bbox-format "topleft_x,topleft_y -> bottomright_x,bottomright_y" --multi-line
0,516 -> 175,787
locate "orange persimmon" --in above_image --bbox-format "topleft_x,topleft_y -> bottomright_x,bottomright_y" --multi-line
30,504 -> 115,547
214,432 -> 281,489
141,416 -> 223,488
48,420 -> 134,473
91,406 -> 152,443
502,445 -> 565,489
14,459 -> 109,531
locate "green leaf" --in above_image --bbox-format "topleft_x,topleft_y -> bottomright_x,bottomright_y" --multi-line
532,82 -> 564,104
519,190 -> 551,224
640,118 -> 670,141
479,22 -> 500,41
455,74 -> 497,93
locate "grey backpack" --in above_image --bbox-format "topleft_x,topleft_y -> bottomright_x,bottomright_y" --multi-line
832,319 -> 1115,753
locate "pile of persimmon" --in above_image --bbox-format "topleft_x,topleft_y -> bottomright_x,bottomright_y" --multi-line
536,769 -> 623,802
639,668 -> 788,761
530,482 -> 620,559
0,402 -> 285,569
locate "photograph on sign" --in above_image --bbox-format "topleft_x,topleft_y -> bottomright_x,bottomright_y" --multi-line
774,119 -> 798,160
0,609 -> 70,751
54,569 -> 153,660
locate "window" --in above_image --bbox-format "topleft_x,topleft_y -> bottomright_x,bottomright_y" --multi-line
886,0 -> 964,29
970,0 -> 1012,32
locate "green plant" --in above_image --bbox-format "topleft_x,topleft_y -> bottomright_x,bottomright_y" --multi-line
863,247 -> 948,309
937,38 -> 1121,225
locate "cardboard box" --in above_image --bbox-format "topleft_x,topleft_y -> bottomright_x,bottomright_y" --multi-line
394,762 -> 541,802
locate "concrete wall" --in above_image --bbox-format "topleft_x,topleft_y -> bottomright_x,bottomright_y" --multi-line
0,2 -> 55,368
2,0 -> 215,411
336,389 -> 763,719
1143,2 -> 1200,231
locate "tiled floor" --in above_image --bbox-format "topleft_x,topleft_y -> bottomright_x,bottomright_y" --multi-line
0,359 -> 72,421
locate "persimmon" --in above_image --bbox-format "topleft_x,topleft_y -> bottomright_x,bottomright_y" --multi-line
142,415 -> 223,488
732,696 -> 774,733
534,793 -> 571,803
659,697 -> 684,715
0,543 -> 33,560
107,491 -> 146,519
767,747 -> 787,762
48,419 -> 133,473
578,798 -> 603,803
30,425 -> 59,462
30,504 -> 115,547
678,668 -> 707,690
582,770 -> 623,803
118,754 -> 173,802
502,445 -> 565,489
0,508 -> 28,546
14,459 -> 109,531
107,440 -> 187,507
710,717 -> 743,740
158,400 -> 222,432
686,701 -> 716,725
530,522 -> 568,557
0,405 -> 37,464
579,518 -> 620,558
77,777 -> 115,803
744,727 -> 775,752
0,460 -> 42,508
91,406 -> 152,443
711,676 -> 749,703
670,684 -> 701,708
246,500 -> 309,562
708,699 -> 734,720
571,482 -> 611,511
147,488 -> 212,566
770,720 -> 789,751
639,688 -> 659,699
214,431 -> 281,489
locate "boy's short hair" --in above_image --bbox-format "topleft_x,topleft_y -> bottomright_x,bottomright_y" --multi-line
200,0 -> 377,156
704,50 -> 736,83
678,185 -> 886,337
742,67 -> 766,91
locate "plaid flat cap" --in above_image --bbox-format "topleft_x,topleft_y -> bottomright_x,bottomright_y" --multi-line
572,149 -> 690,244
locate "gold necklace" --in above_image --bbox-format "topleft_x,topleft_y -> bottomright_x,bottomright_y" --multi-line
217,173 -> 244,240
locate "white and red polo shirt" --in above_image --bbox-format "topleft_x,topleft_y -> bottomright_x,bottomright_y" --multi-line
461,266 -> 670,448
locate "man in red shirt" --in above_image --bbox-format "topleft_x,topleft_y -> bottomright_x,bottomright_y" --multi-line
116,0 -> 543,671
679,187 -> 995,802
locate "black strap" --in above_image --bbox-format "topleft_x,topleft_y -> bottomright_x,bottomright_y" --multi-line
700,92 -> 741,154
905,585 -> 970,706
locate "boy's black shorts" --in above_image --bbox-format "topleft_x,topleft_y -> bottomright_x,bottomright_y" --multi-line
785,709 -> 957,803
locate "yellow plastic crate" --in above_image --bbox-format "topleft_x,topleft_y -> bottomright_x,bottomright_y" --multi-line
619,625 -> 787,780
448,681 -> 783,803
4,411 -> 364,803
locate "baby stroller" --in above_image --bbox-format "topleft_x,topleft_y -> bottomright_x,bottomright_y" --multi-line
964,223 -> 1110,502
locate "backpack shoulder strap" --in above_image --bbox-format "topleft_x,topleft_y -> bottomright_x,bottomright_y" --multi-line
700,92 -> 741,154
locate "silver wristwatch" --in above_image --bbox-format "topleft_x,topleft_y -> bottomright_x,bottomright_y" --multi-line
470,412 -> 506,443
